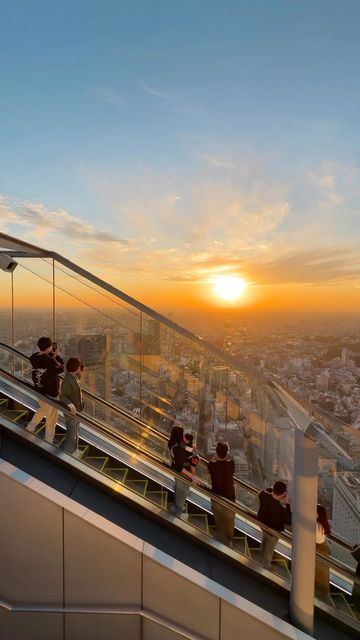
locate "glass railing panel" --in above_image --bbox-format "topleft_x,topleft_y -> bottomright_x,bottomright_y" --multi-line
3,243 -> 360,586
50,259 -> 144,418
4,258 -> 56,353
0,347 -> 32,382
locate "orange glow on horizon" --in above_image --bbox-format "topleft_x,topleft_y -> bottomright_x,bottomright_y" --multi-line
0,269 -> 359,313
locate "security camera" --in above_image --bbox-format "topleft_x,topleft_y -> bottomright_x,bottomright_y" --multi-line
0,253 -> 18,273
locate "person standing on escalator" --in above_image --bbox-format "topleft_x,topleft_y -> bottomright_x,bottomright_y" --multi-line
60,357 -> 84,457
169,431 -> 199,515
208,442 -> 235,545
257,481 -> 292,570
26,337 -> 64,444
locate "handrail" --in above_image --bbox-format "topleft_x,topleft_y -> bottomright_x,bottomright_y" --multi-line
1,365 -> 360,589
0,365 -> 279,536
0,341 -> 355,554
0,341 -> 259,498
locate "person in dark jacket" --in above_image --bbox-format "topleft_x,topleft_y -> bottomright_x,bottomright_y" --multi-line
60,357 -> 84,456
168,425 -> 184,466
208,442 -> 235,545
257,480 -> 292,569
169,432 -> 199,515
26,337 -> 64,443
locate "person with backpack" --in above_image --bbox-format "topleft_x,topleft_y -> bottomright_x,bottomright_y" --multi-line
169,430 -> 199,515
26,337 -> 64,443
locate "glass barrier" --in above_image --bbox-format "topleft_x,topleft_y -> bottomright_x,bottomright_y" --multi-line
1,246 -> 360,557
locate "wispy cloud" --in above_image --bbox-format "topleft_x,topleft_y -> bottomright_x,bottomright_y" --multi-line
139,79 -> 171,100
139,78 -> 200,115
0,197 -> 129,246
202,154 -> 236,169
90,86 -> 127,108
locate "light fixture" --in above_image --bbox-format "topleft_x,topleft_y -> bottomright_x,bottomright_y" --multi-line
0,253 -> 18,273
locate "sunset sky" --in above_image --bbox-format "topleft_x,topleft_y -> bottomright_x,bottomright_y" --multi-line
1,0 -> 360,311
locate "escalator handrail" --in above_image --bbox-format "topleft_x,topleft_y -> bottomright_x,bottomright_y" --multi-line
0,342 -> 260,498
0,365 -> 291,542
1,365 -> 360,586
0,342 -> 355,556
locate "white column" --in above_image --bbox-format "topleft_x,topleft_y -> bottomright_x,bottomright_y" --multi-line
290,429 -> 318,636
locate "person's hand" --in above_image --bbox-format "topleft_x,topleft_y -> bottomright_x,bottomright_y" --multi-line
191,476 -> 199,486
69,405 -> 77,416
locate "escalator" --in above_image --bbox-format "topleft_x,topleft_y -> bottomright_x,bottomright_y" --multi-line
0,357 -> 359,638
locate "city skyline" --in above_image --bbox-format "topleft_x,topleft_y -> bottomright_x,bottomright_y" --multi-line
1,1 -> 360,311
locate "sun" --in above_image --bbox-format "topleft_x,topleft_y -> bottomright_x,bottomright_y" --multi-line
212,275 -> 248,302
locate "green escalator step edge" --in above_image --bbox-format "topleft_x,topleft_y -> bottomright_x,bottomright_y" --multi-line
4,409 -> 28,422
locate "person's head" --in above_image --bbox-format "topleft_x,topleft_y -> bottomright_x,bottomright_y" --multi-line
168,425 -> 184,449
66,357 -> 82,374
216,442 -> 228,459
317,504 -> 331,535
37,336 -> 53,353
273,481 -> 287,498
184,432 -> 194,446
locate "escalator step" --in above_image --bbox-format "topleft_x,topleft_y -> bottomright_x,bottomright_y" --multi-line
187,514 -> 209,534
330,593 -> 356,618
3,409 -> 28,423
83,456 -> 108,472
271,558 -> 291,579
233,536 -> 249,557
145,490 -> 168,509
125,479 -> 148,496
105,467 -> 128,483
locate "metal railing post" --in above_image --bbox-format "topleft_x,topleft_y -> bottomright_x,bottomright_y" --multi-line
290,429 -> 318,635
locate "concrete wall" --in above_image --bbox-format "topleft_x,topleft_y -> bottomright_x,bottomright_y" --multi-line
0,458 -> 310,640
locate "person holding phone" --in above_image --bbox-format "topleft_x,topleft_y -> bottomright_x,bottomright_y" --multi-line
26,337 -> 64,443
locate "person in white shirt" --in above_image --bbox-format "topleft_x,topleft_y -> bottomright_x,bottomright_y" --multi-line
315,504 -> 331,599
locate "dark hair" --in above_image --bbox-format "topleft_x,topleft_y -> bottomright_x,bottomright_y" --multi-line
216,442 -> 228,458
66,357 -> 82,373
273,481 -> 287,496
317,504 -> 331,536
168,426 -> 184,450
184,432 -> 193,446
38,336 -> 52,351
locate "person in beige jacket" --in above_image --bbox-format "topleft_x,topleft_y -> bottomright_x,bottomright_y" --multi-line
60,357 -> 84,456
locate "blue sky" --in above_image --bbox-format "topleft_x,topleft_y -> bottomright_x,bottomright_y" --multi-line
1,0 -> 360,308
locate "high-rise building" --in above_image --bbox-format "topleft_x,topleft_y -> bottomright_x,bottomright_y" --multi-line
332,472 -> 360,563
316,369 -> 329,392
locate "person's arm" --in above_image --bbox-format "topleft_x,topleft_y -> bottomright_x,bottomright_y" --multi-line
284,503 -> 292,526
55,355 -> 65,373
181,467 -> 198,484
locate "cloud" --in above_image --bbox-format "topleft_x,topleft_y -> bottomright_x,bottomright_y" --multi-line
90,86 -> 127,108
202,154 -> 236,169
139,78 -> 200,115
139,79 -> 171,100
3,154 -> 359,294
0,197 -> 129,247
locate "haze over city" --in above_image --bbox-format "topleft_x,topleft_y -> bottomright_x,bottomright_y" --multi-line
1,1 -> 360,312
